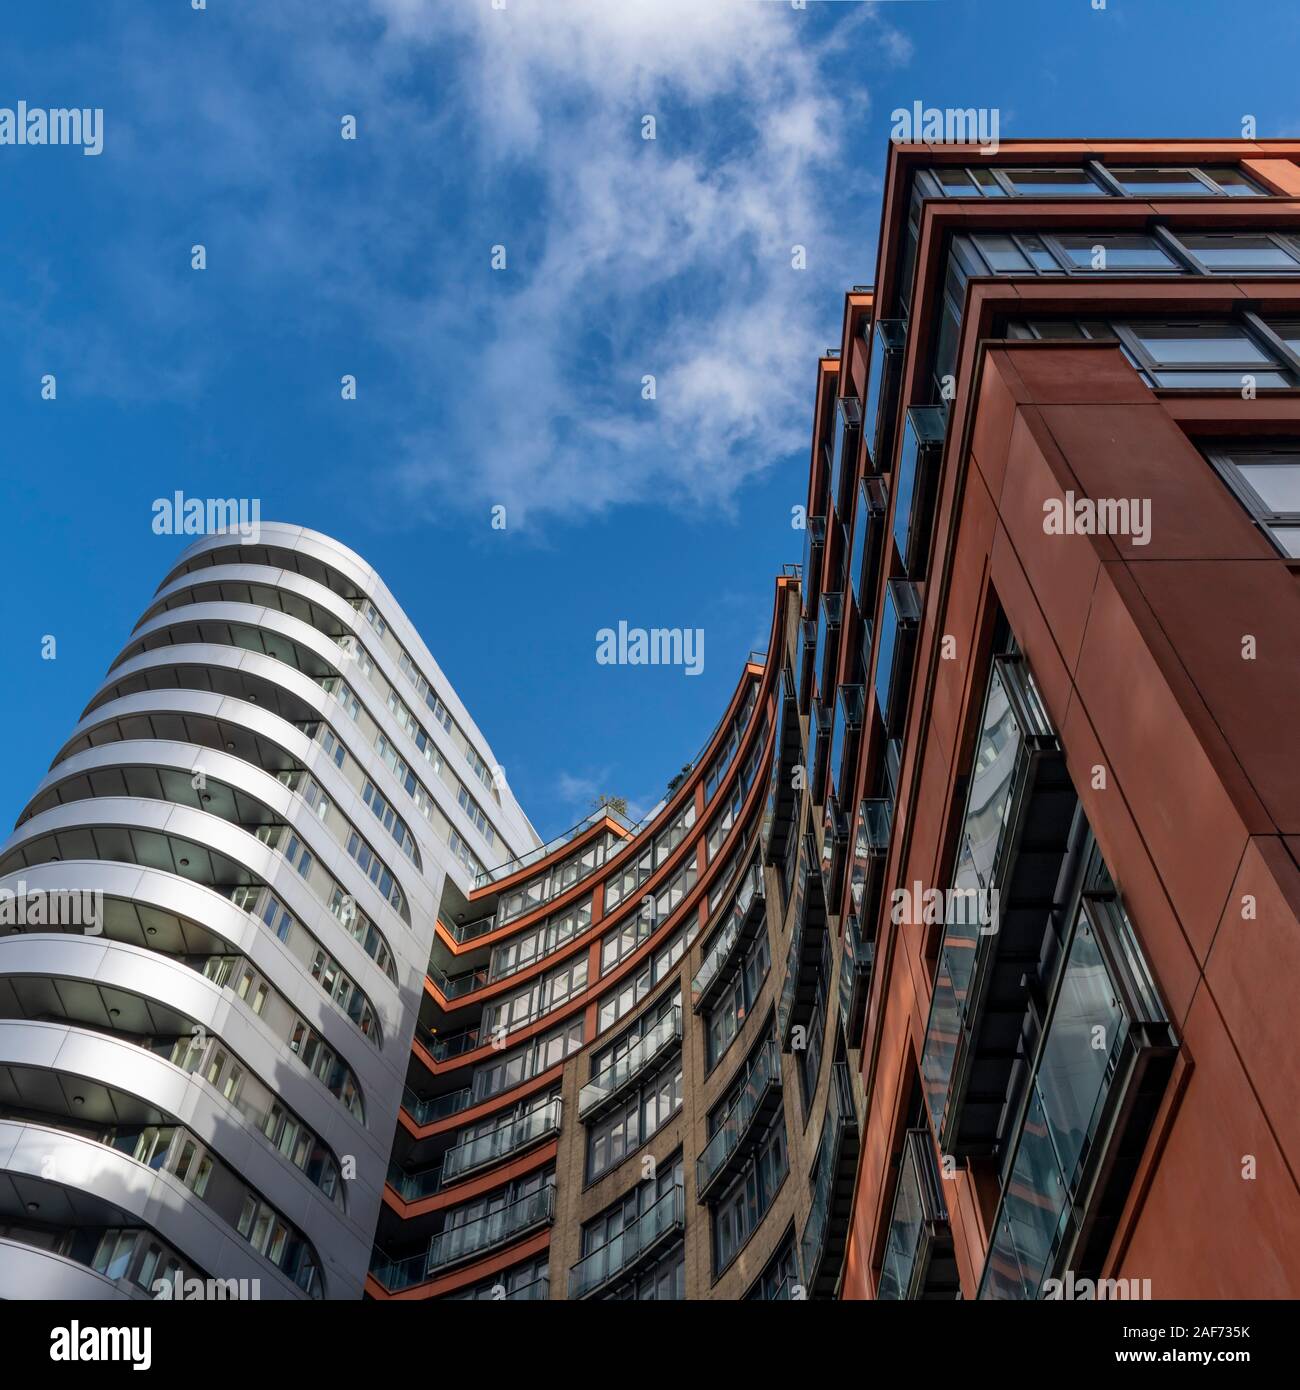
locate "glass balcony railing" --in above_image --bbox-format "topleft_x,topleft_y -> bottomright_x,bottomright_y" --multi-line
578,1009 -> 683,1119
369,1188 -> 556,1290
474,809 -> 634,890
429,1186 -> 556,1273
837,912 -> 874,1050
416,1022 -> 482,1063
690,863 -> 765,1009
442,914 -> 498,944
427,961 -> 490,1001
568,1186 -> 685,1299
802,516 -> 827,617
696,1040 -> 782,1199
386,1159 -> 444,1202
876,1128 -> 952,1301
402,1084 -> 472,1127
892,406 -> 946,578
863,319 -> 906,472
441,1098 -> 563,1183
799,1062 -> 859,1295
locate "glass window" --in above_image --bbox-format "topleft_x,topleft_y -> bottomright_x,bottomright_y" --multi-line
1179,232 -> 1300,270
1208,447 -> 1300,558
1052,234 -> 1176,270
1109,167 -> 1210,196
1131,322 -> 1269,364
1001,167 -> 1105,197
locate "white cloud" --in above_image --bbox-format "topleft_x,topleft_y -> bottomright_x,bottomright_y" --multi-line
353,0 -> 878,525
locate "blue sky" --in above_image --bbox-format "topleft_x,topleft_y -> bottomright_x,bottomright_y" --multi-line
1,0 -> 1296,850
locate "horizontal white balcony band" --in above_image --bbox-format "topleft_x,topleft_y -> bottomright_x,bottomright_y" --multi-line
25,736 -> 432,940
160,523 -> 540,854
0,938 -> 383,1172
0,860 -> 416,1104
0,1237 -> 134,1301
0,1116 -> 338,1299
0,797 -> 414,979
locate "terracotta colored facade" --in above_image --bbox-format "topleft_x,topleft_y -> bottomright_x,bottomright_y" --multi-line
370,140 -> 1300,1301
830,141 -> 1300,1301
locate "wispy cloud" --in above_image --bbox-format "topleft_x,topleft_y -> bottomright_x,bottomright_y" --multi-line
12,0 -> 910,529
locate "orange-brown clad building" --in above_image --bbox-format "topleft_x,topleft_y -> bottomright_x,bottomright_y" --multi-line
370,140 -> 1300,1301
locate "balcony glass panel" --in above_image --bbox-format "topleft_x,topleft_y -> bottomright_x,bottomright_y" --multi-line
579,1009 -> 682,1117
921,664 -> 1023,1131
864,320 -> 906,470
816,593 -> 842,694
442,1098 -> 563,1182
696,1040 -> 781,1193
429,1187 -> 554,1271
979,920 -> 1125,1299
569,1186 -> 684,1298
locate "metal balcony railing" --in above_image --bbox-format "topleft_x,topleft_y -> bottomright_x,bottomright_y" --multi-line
568,1186 -> 685,1299
578,1009 -> 683,1121
695,1041 -> 782,1201
441,1098 -> 563,1183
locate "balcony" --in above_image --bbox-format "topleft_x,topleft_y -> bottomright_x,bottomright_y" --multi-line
798,1062 -> 861,1297
919,655 -> 1075,1157
810,698 -> 833,809
402,1084 -> 472,1127
427,961 -> 489,1004
863,319 -> 906,473
797,618 -> 818,714
828,395 -> 862,522
801,516 -> 827,618
820,795 -> 851,911
829,684 -> 863,812
777,838 -> 829,1050
849,796 -> 892,938
892,406 -> 947,578
837,912 -> 874,1051
386,1159 -> 444,1202
578,1008 -> 683,1121
873,579 -> 922,737
849,477 -> 889,619
443,914 -> 497,945
416,1022 -> 481,1064
428,1186 -> 556,1273
370,1186 -> 555,1290
762,667 -> 804,868
441,1097 -> 563,1183
569,1186 -> 686,1299
691,863 -> 767,1013
876,1128 -> 958,1300
815,592 -> 843,703
695,1040 -> 783,1202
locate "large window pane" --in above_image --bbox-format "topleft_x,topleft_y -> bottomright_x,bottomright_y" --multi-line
1003,168 -> 1104,196
1133,323 -> 1269,364
1054,234 -> 1175,270
1181,233 -> 1300,269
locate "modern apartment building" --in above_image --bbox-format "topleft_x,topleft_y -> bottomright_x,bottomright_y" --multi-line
0,524 -> 540,1299
367,138 -> 1300,1303
5,138 -> 1299,1305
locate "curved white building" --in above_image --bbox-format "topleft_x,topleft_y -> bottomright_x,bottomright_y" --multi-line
0,524 -> 539,1300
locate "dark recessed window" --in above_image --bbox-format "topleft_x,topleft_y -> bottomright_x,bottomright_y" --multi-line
1109,165 -> 1265,197
1206,446 -> 1300,558
1177,231 -> 1300,271
1000,167 -> 1106,197
1052,233 -> 1177,271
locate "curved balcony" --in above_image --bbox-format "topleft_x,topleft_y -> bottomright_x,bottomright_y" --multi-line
441,1097 -> 563,1183
578,1008 -> 683,1122
569,1185 -> 685,1300
696,1041 -> 782,1202
690,863 -> 766,1012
